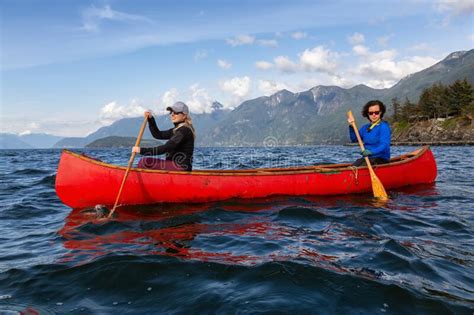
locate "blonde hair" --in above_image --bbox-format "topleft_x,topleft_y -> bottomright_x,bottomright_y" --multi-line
184,114 -> 196,138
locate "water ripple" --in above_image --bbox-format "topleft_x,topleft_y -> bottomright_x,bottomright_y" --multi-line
0,147 -> 473,313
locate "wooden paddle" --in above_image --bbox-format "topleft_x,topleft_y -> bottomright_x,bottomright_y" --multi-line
108,116 -> 149,218
347,111 -> 389,201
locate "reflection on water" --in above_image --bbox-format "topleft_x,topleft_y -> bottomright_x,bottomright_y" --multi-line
59,189 -> 441,282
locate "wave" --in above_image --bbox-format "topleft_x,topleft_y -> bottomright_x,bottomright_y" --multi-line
276,206 -> 329,221
35,174 -> 56,187
0,202 -> 62,220
11,168 -> 51,176
0,257 -> 472,313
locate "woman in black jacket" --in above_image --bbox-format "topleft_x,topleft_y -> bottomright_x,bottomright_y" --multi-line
132,101 -> 195,171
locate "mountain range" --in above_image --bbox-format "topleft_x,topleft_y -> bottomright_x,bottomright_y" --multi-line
0,133 -> 63,149
2,49 -> 473,148
204,49 -> 473,146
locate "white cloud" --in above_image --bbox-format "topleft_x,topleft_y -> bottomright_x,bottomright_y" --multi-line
159,86 -> 216,114
226,35 -> 255,47
353,45 -> 397,61
377,35 -> 392,47
226,35 -> 276,48
356,58 -> 400,79
363,79 -> 397,89
255,61 -> 274,70
326,75 -> 354,88
435,0 -> 474,15
261,46 -> 339,75
354,51 -> 439,88
469,34 -> 474,41
194,49 -> 208,61
289,74 -> 354,92
408,43 -> 431,51
17,122 -> 39,135
400,56 -> 439,74
353,44 -> 370,56
299,46 -> 338,74
80,5 -> 152,32
258,80 -> 289,96
217,59 -> 232,69
257,39 -> 278,47
28,122 -> 40,130
375,49 -> 398,60
291,31 -> 307,39
435,0 -> 474,26
99,100 -> 146,125
348,42 -> 439,88
274,56 -> 298,73
161,88 -> 179,109
19,130 -> 32,136
347,32 -> 365,45
219,76 -> 251,105
186,84 -> 214,114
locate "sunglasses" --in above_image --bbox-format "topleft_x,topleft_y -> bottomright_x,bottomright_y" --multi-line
368,111 -> 380,116
170,111 -> 184,116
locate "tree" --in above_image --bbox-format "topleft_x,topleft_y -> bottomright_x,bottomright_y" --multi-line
431,83 -> 449,118
391,97 -> 401,121
447,78 -> 474,116
393,79 -> 472,121
417,82 -> 451,119
418,87 -> 436,119
400,97 -> 418,122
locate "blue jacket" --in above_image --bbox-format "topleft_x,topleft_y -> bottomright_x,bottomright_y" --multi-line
349,120 -> 391,160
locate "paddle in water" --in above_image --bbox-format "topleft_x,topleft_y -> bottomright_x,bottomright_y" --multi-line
347,110 -> 389,201
78,204 -> 110,219
104,115 -> 149,218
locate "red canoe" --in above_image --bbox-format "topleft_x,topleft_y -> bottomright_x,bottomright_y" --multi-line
55,146 -> 437,209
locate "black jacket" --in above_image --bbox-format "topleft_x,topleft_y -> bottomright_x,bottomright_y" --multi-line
140,117 -> 194,171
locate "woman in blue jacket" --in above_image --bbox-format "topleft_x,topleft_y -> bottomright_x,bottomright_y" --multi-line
348,100 -> 391,167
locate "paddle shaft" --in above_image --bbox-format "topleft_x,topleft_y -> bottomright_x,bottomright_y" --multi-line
347,111 -> 388,200
109,116 -> 148,217
347,111 -> 371,163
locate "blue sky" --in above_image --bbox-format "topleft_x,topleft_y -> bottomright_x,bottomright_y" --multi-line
1,0 -> 473,136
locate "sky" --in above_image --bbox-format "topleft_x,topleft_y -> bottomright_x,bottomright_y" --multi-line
1,0 -> 473,137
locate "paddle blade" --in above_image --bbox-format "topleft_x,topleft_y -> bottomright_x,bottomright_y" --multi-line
80,204 -> 111,219
94,204 -> 111,217
369,172 -> 389,200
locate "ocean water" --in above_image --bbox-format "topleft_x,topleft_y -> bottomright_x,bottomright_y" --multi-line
0,146 -> 473,314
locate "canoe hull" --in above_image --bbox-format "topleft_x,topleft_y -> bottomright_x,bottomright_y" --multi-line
55,147 -> 437,209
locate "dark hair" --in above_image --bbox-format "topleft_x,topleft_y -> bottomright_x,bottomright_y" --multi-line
362,100 -> 386,120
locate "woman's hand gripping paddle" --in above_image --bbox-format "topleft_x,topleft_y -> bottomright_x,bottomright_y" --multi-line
347,110 -> 388,201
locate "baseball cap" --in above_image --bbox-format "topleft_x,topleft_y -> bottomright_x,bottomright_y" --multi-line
166,101 -> 189,114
